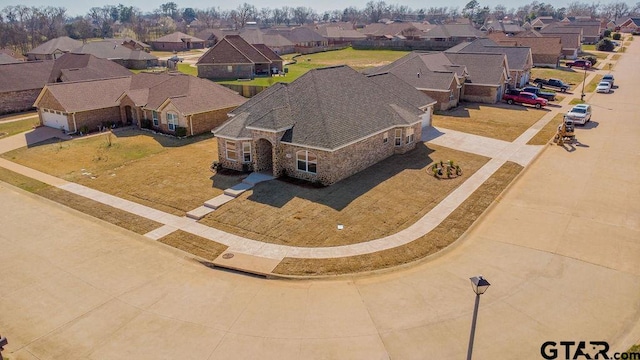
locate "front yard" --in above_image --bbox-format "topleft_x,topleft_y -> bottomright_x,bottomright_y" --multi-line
433,103 -> 548,142
1,129 -> 242,216
199,143 -> 490,247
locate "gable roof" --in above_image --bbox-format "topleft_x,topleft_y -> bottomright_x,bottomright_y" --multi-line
0,61 -> 55,92
49,53 -> 132,83
488,33 -> 562,56
239,28 -> 294,48
0,48 -> 25,61
27,36 -> 83,55
0,53 -> 21,64
216,66 -> 425,150
197,35 -> 272,65
153,31 -> 204,43
366,72 -> 436,109
252,44 -> 283,62
443,53 -> 507,85
270,27 -> 326,44
445,38 -> 531,71
71,40 -> 157,61
366,51 -> 464,91
40,77 -> 132,112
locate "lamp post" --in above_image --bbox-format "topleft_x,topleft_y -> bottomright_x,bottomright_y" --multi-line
466,275 -> 490,360
581,66 -> 587,101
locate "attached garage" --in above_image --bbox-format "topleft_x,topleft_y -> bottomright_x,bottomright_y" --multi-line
41,109 -> 69,131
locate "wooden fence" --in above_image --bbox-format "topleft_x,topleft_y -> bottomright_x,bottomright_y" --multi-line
352,39 -> 462,51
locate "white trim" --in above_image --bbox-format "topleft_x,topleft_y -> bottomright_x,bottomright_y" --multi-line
245,125 -> 293,133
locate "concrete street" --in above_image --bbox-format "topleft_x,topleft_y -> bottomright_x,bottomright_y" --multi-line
0,43 -> 639,359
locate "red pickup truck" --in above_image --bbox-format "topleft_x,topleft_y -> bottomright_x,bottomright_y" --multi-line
503,91 -> 548,109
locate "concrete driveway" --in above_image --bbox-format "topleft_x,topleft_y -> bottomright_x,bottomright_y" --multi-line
1,46 -> 639,359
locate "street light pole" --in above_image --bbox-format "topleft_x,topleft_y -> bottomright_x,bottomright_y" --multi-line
466,275 -> 490,360
581,67 -> 587,101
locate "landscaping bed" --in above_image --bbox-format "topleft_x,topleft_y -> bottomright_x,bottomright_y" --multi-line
199,144 -> 490,247
433,103 -> 547,142
273,161 -> 523,276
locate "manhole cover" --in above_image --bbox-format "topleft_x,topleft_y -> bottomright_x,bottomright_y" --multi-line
222,253 -> 234,259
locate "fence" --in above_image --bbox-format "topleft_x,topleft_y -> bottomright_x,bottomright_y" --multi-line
220,84 -> 268,98
352,39 -> 462,51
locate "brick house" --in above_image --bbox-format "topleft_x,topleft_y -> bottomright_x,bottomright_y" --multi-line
71,40 -> 158,70
197,35 -> 284,80
212,65 -> 435,185
446,38 -> 532,88
516,29 -> 581,60
34,72 -> 246,136
488,33 -> 562,68
26,36 -> 83,61
443,52 -> 510,103
0,53 -> 131,115
151,32 -> 205,51
619,18 -> 640,33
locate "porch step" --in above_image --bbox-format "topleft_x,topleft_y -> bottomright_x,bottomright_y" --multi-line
224,183 -> 253,197
186,206 -> 215,220
242,172 -> 275,186
204,194 -> 236,209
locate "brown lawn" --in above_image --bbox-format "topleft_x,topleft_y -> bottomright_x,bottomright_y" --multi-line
1,129 -> 243,216
158,230 -> 228,261
198,143 -> 490,247
432,103 -> 548,142
527,114 -> 564,146
273,161 -> 523,276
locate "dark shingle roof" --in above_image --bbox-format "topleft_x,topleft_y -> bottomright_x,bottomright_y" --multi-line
49,53 -> 132,82
271,27 -> 326,44
239,28 -> 294,48
153,31 -> 204,43
252,44 -> 283,62
367,52 -> 463,91
197,35 -> 271,65
446,39 -> 531,70
42,77 -> 132,112
367,72 -> 436,109
0,61 -> 54,92
443,53 -> 506,85
0,53 -> 21,64
216,66 -> 425,150
27,36 -> 83,55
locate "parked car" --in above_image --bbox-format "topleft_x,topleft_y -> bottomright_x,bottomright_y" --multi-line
503,91 -> 548,108
566,59 -> 592,69
602,74 -> 615,87
521,86 -> 556,101
596,81 -> 612,93
532,78 -> 569,92
565,104 -> 592,125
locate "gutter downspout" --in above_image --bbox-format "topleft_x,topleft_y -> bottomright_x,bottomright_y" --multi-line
66,112 -> 78,135
189,115 -> 194,136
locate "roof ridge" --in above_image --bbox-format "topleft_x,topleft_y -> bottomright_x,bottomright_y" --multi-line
224,36 -> 254,64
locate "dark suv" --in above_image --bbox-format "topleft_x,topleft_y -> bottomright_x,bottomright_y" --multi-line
567,59 -> 591,69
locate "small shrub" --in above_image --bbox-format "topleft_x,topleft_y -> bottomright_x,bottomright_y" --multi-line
612,32 -> 622,40
597,39 -> 615,52
604,29 -> 612,38
175,126 -> 187,137
141,119 -> 152,129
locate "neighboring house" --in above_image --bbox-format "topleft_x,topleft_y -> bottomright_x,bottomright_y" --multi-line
446,38 -> 533,88
270,27 -> 328,51
553,21 -> 602,44
0,53 -> 131,114
239,26 -> 295,54
539,24 -> 584,44
442,52 -> 510,103
311,23 -> 367,45
34,72 -> 246,135
0,48 -> 25,62
421,24 -> 485,42
26,36 -> 83,60
212,65 -> 435,185
195,28 -> 237,47
71,40 -> 158,70
529,16 -> 558,31
618,18 -> 640,33
488,32 -> 562,68
364,51 -> 467,111
151,32 -> 205,51
516,29 -> 581,59
196,35 -> 283,80
362,22 -> 423,40
483,21 -> 525,35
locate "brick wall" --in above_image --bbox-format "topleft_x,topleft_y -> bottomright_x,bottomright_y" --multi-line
73,107 -> 122,133
197,64 -> 254,80
532,54 -> 559,68
189,107 -> 237,136
461,84 -> 498,103
0,89 -> 42,114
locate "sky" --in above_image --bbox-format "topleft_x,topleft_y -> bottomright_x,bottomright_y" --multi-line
0,0 -> 581,17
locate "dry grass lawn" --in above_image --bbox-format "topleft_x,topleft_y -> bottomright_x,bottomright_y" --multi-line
158,230 -> 228,261
0,167 -> 162,234
432,103 -> 547,142
530,68 -> 586,90
0,118 -> 40,139
527,114 -> 564,145
273,161 -> 523,276
199,144 -> 490,247
1,129 -> 243,216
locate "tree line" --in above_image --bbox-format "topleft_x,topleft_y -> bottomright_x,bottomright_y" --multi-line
1,0 -> 639,54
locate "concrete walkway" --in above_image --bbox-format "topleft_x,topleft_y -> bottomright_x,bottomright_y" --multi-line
0,52 -> 613,267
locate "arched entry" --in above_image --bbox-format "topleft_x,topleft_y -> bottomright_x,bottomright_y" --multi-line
124,106 -> 136,125
255,138 -> 273,174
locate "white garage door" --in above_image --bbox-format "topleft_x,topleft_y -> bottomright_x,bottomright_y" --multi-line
421,111 -> 432,128
42,110 -> 69,131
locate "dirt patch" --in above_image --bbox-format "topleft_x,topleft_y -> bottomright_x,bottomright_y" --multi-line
199,144 -> 490,247
0,167 -> 162,235
433,103 -> 547,142
158,230 -> 228,261
527,114 -> 564,145
272,161 -> 523,276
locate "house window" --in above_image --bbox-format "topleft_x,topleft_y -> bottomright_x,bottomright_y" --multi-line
406,127 -> 414,144
152,111 -> 159,126
383,132 -> 388,143
227,65 -> 233,72
395,129 -> 402,146
296,150 -> 317,173
242,142 -> 251,162
226,141 -> 237,161
167,112 -> 177,131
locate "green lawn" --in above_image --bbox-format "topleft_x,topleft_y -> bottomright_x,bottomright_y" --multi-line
177,63 -> 197,76
530,68 -> 587,90
0,118 -> 40,139
217,47 -> 409,86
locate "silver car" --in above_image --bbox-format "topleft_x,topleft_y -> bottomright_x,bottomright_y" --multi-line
565,104 -> 592,125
